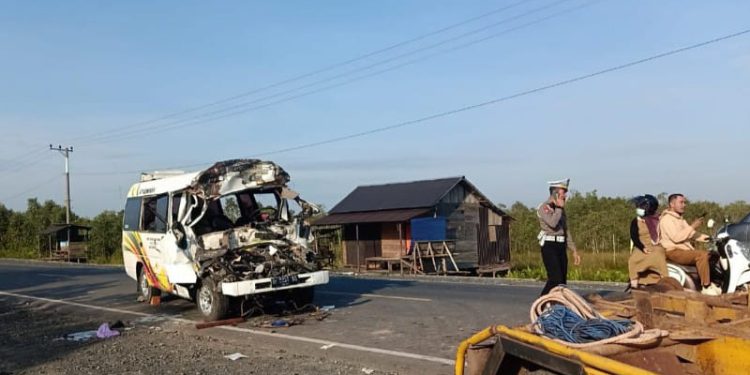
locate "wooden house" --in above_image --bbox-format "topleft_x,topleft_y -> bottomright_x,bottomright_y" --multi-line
40,223 -> 90,262
313,177 -> 511,272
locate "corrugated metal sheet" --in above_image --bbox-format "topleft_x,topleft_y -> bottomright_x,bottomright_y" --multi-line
41,224 -> 91,235
313,208 -> 429,225
329,177 -> 463,214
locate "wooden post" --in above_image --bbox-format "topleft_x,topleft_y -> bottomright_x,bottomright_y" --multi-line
67,226 -> 71,262
444,241 -> 459,272
398,222 -> 403,256
428,242 -> 438,274
416,243 -> 424,272
356,224 -> 360,273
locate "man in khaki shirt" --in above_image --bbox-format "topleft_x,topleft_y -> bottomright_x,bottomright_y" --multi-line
658,193 -> 719,295
537,179 -> 581,295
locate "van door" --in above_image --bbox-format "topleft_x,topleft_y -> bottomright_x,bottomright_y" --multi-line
139,194 -> 173,293
161,192 -> 197,284
122,196 -> 142,280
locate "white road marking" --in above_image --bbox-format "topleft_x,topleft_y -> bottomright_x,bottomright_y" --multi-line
220,325 -> 454,364
0,290 -> 454,366
318,290 -> 432,302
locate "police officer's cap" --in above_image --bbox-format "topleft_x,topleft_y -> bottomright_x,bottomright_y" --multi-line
547,178 -> 570,191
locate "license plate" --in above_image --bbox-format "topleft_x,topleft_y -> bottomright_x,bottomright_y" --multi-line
271,274 -> 300,287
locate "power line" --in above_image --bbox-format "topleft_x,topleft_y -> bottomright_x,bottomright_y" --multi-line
0,147 -> 47,171
251,28 -> 750,157
78,0 -> 582,146
75,27 -> 750,177
4,151 -> 53,172
0,173 -> 64,202
65,0 -> 534,145
78,0 -> 569,145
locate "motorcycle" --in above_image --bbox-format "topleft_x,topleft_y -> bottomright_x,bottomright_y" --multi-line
669,215 -> 750,294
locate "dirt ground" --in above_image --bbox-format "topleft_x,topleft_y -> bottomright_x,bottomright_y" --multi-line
0,296 -> 398,375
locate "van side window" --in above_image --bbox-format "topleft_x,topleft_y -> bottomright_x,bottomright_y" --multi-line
123,197 -> 142,231
141,194 -> 169,233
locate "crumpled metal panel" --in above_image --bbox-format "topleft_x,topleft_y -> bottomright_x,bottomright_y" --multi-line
191,159 -> 290,199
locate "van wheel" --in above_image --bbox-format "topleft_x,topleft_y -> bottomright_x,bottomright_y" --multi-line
290,287 -> 315,308
138,266 -> 160,302
197,278 -> 229,321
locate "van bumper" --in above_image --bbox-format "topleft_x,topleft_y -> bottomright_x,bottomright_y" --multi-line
220,270 -> 329,296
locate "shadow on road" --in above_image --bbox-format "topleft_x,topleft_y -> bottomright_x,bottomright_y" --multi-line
0,262 -> 426,374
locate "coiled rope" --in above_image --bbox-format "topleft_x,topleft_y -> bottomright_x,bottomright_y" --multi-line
529,286 -> 667,348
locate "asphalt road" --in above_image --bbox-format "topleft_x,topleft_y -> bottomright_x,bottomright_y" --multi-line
0,260 -> 622,374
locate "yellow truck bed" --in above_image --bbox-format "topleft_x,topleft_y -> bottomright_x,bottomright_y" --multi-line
457,290 -> 750,375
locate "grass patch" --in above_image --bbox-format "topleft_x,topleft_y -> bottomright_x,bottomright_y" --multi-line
508,248 -> 629,282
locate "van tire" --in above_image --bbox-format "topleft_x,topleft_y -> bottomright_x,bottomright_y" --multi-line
138,266 -> 161,302
197,278 -> 229,321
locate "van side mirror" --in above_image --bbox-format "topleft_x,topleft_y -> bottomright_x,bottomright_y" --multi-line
172,222 -> 187,249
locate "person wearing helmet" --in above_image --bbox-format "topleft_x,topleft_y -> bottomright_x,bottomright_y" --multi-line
628,194 -> 668,290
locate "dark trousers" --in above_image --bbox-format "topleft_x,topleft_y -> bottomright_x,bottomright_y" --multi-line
540,241 -> 568,296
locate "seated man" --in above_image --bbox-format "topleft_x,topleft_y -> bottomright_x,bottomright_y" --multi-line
628,194 -> 668,289
659,193 -> 719,295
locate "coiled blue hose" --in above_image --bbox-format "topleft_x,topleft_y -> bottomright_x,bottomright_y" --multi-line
535,304 -> 633,344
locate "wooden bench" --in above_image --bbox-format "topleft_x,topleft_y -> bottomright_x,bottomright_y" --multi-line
477,263 -> 512,278
365,257 -> 406,276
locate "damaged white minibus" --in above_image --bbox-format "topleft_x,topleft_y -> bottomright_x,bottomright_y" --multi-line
122,159 -> 329,320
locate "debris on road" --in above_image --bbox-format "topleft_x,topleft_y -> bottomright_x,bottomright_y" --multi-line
224,353 -> 248,361
195,317 -> 246,330
246,301 -> 332,329
96,323 -> 120,339
254,317 -> 304,328
134,315 -> 172,325
361,368 -> 375,374
61,330 -> 98,342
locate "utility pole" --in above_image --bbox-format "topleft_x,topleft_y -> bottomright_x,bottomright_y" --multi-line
50,144 -> 73,224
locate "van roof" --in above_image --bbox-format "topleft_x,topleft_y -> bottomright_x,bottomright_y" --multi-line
139,170 -> 187,182
126,159 -> 289,199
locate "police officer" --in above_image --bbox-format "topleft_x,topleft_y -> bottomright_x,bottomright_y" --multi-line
537,179 -> 581,295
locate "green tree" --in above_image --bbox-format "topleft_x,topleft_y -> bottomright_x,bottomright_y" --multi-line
0,203 -> 12,246
88,210 -> 124,263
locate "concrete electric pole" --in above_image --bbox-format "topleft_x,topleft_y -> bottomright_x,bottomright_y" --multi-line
49,144 -> 73,224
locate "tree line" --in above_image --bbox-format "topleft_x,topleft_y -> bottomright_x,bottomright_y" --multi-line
1,191 -> 748,265
504,191 -> 750,255
0,199 -> 123,263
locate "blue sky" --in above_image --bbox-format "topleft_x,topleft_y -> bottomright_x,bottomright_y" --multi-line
1,0 -> 748,217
